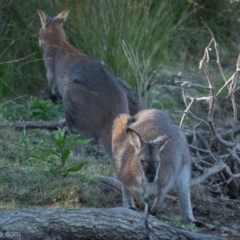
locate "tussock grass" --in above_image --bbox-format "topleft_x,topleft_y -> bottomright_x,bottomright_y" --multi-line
1,0 -> 239,101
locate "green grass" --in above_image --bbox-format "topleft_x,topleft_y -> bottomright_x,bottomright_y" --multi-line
1,0 -> 239,101
0,127 -> 119,209
0,163 -> 114,209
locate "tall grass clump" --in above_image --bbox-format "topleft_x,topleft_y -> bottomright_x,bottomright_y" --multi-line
0,0 -> 239,102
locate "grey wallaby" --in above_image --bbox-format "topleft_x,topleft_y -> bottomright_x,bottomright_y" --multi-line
37,10 -> 129,157
99,109 -> 194,223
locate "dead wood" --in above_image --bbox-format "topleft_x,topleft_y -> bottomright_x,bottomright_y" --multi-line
0,207 -> 225,240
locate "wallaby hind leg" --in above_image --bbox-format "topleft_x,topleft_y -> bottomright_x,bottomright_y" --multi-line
175,165 -> 194,224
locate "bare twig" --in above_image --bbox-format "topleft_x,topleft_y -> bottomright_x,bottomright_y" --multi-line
0,119 -> 66,130
179,97 -> 195,129
178,81 -> 211,91
191,162 -> 225,186
200,18 -> 227,83
179,21 -> 240,196
225,165 -> 240,183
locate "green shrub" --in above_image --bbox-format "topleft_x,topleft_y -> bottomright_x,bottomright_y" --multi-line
10,127 -> 91,176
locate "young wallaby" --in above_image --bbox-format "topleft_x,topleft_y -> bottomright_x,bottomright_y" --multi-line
37,10 -> 129,157
100,109 -> 195,223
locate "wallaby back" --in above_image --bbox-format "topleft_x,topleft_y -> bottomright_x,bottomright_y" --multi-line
37,10 -> 129,157
112,109 -> 194,223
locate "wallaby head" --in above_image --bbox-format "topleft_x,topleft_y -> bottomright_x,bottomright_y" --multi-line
37,9 -> 69,47
112,109 -> 195,223
126,127 -> 171,183
37,9 -> 129,158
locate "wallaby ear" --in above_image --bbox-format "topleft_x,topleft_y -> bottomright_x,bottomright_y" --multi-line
151,135 -> 171,152
126,128 -> 144,149
37,9 -> 52,28
54,10 -> 70,25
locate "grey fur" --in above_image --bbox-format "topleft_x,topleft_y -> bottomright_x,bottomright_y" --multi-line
37,10 -> 129,157
111,109 -> 194,223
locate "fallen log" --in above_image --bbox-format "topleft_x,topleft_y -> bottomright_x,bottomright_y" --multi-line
0,207 -> 225,240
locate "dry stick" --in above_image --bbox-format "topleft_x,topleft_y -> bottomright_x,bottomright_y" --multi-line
225,165 -> 240,182
196,132 -> 211,151
0,119 -> 66,130
189,145 -> 218,162
199,23 -> 240,191
179,22 -> 240,187
229,150 -> 240,164
191,161 -> 225,186
216,54 -> 240,97
216,74 -> 235,97
202,20 -> 238,145
179,80 -> 212,129
215,45 -> 239,180
179,96 -> 195,129
230,55 -> 240,131
199,38 -> 236,147
178,81 -> 211,90
192,159 -> 204,172
199,54 -> 216,138
200,18 -> 227,84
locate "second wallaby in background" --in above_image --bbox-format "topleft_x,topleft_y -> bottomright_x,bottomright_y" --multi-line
37,9 -> 129,157
108,109 -> 195,223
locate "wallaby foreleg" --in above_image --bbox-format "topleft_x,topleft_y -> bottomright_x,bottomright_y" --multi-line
128,188 -> 147,211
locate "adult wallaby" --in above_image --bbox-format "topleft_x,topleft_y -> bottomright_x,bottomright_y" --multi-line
99,109 -> 194,223
37,10 -> 129,157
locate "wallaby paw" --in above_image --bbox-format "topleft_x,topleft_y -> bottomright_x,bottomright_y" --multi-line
149,208 -> 157,216
128,206 -> 136,211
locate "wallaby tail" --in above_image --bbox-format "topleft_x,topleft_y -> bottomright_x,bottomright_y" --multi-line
97,176 -> 122,194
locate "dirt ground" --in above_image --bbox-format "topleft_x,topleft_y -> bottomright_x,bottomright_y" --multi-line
157,186 -> 240,239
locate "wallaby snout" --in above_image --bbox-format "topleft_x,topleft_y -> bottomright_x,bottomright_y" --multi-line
37,9 -> 129,157
146,173 -> 157,183
112,109 -> 195,223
